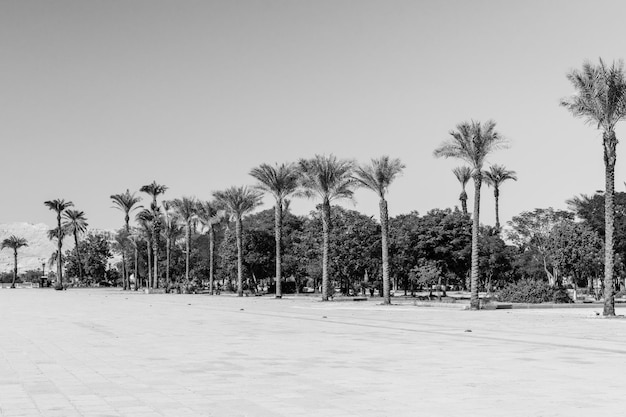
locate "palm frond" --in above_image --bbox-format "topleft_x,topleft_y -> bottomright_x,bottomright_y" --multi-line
434,120 -> 507,171
354,156 -> 405,198
561,58 -> 626,131
298,154 -> 355,203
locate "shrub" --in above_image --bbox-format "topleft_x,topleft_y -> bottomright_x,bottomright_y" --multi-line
497,279 -> 573,304
552,287 -> 574,304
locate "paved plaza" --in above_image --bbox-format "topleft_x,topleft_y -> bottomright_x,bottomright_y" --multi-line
0,289 -> 625,417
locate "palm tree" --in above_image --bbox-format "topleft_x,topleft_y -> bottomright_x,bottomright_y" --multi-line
213,186 -> 263,296
140,181 -> 167,288
111,190 -> 143,289
483,164 -> 517,231
299,154 -> 355,301
250,162 -> 300,298
62,209 -> 88,280
354,156 -> 405,305
44,199 -> 74,285
434,120 -> 507,310
561,59 -> 626,317
452,166 -> 472,215
171,197 -> 198,283
1,236 -> 28,288
196,200 -> 224,295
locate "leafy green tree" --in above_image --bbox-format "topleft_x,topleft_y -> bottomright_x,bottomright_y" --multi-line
546,221 -> 603,292
250,162 -> 300,298
452,166 -> 472,215
567,191 -> 626,288
140,181 -> 167,288
299,154 -> 355,301
483,164 -> 517,230
561,58 -> 626,316
110,189 -> 143,289
44,199 -> 74,285
478,226 -> 515,292
213,186 -> 263,296
507,208 -> 574,286
1,235 -> 28,288
434,121 -> 507,309
354,156 -> 405,304
64,232 -> 112,284
62,209 -> 88,279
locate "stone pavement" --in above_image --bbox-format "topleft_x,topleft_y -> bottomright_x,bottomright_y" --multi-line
0,289 -> 625,417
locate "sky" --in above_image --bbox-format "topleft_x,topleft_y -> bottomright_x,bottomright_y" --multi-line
2,0 -> 626,232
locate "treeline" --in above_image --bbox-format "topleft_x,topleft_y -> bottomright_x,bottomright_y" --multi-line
49,191 -> 626,302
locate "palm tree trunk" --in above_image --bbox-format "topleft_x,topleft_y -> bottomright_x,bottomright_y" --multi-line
494,188 -> 500,231
134,245 -> 139,291
11,250 -> 17,288
275,200 -> 283,298
152,232 -> 159,289
380,198 -> 391,305
236,216 -> 244,297
603,131 -> 617,316
57,213 -> 63,285
470,173 -> 482,310
321,199 -> 331,301
146,240 -> 152,289
185,225 -> 191,282
123,217 -> 130,290
121,250 -> 126,289
460,191 -> 468,215
209,227 -> 214,295
166,237 -> 171,287
73,231 -> 83,280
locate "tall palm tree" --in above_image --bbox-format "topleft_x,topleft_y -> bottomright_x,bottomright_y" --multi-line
299,154 -> 355,301
561,59 -> 626,317
1,236 -> 28,288
171,197 -> 198,283
250,162 -> 300,298
111,190 -> 143,290
434,120 -> 507,310
354,156 -> 405,305
483,164 -> 517,231
452,166 -> 472,215
196,200 -> 224,295
62,209 -> 88,280
140,181 -> 167,288
213,186 -> 263,297
44,199 -> 74,285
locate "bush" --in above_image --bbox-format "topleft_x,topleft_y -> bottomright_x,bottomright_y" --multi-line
497,279 -> 573,304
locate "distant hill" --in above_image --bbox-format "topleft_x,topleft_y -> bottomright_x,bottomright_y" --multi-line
0,223 -> 75,273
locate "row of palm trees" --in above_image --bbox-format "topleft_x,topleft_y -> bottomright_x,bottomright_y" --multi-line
40,157 -> 513,305
99,156 -> 406,303
35,59 -> 621,316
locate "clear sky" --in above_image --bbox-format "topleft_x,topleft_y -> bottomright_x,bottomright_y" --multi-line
2,0 -> 626,231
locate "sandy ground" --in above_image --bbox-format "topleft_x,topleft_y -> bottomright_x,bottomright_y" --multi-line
1,289 -> 625,417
